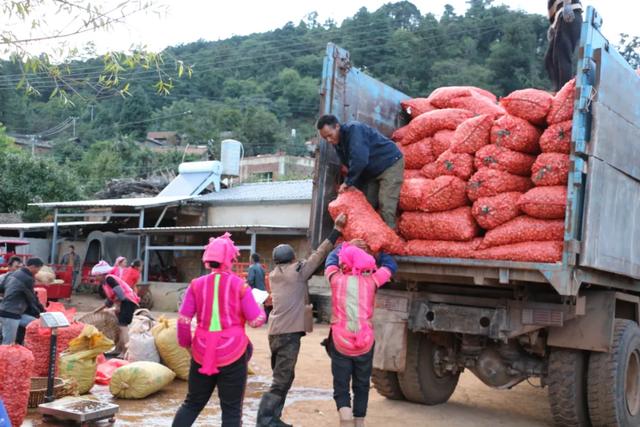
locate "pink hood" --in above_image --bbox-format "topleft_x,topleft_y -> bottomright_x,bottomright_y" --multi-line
202,232 -> 239,271
339,243 -> 376,275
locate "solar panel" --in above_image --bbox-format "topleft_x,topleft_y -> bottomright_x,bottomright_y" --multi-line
158,161 -> 222,197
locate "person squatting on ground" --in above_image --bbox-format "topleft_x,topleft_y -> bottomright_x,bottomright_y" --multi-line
324,243 -> 397,427
256,213 -> 347,427
317,115 -> 404,229
0,257 -> 45,345
172,233 -> 266,427
545,0 -> 582,91
92,260 -> 141,355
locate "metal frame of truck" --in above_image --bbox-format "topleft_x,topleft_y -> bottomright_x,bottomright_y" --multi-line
310,7 -> 640,426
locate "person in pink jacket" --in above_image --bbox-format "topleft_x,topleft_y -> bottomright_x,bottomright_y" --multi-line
172,233 -> 266,427
325,243 -> 397,427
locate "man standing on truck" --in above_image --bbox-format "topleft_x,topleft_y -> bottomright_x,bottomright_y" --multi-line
257,213 -> 346,427
545,0 -> 583,90
317,115 -> 404,229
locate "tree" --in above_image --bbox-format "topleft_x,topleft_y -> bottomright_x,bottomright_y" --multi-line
0,151 -> 82,221
119,86 -> 152,138
619,34 -> 640,69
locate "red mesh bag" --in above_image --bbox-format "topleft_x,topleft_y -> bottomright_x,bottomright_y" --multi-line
404,169 -> 423,180
547,78 -> 576,124
399,138 -> 434,169
428,86 -> 497,108
467,169 -> 533,201
472,192 -> 522,230
540,120 -> 572,154
434,150 -> 475,180
328,189 -> 405,254
401,98 -> 436,119
480,216 -> 565,249
474,241 -> 563,262
449,93 -> 506,118
398,207 -> 480,241
532,153 -> 570,186
401,109 -> 474,146
399,178 -> 428,212
392,126 -> 409,143
422,176 -> 468,212
450,114 -> 493,154
491,114 -> 541,154
474,144 -> 536,176
405,238 -> 482,258
518,186 -> 567,219
26,319 -> 85,376
432,129 -> 454,157
421,162 -> 438,179
0,345 -> 34,427
500,88 -> 553,124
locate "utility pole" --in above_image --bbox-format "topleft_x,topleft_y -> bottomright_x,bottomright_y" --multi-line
72,117 -> 77,138
89,105 -> 94,122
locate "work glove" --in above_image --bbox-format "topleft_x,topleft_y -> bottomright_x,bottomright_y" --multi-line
547,26 -> 556,42
104,298 -> 114,308
562,3 -> 575,23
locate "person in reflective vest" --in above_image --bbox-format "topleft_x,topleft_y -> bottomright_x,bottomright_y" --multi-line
172,233 -> 266,427
325,243 -> 396,427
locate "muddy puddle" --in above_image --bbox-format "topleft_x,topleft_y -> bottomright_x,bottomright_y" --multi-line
24,374 -> 332,426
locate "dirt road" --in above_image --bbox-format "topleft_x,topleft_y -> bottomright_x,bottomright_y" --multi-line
24,297 -> 553,426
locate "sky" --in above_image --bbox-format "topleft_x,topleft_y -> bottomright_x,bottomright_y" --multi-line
0,1 -> 635,58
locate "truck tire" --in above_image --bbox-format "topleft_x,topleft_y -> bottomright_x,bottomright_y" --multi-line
588,319 -> 640,427
371,368 -> 404,400
397,332 -> 459,405
547,348 -> 590,427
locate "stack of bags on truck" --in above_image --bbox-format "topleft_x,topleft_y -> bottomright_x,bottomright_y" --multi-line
395,79 -> 575,262
329,79 -> 575,263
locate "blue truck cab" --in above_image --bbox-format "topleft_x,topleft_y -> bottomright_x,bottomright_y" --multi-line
310,7 -> 640,425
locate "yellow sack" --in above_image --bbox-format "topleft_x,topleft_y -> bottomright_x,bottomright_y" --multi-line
151,316 -> 191,380
109,361 -> 175,399
59,325 -> 114,394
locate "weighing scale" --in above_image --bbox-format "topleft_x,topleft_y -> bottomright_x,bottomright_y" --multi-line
38,398 -> 119,426
37,312 -> 119,425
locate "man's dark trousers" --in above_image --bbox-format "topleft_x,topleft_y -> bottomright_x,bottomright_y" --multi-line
257,332 -> 303,426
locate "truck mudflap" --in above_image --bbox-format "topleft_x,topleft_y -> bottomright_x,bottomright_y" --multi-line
372,289 -> 410,372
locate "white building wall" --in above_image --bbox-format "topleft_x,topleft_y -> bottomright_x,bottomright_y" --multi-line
207,202 -> 311,228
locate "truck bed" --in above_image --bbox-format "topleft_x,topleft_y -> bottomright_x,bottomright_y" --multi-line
311,8 -> 640,297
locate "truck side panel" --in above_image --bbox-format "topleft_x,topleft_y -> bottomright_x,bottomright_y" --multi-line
577,10 -> 640,279
310,43 -> 409,248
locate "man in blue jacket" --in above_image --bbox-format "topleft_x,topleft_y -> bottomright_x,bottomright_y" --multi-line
317,115 -> 404,229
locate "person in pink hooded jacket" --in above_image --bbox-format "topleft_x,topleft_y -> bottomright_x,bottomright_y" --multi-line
325,243 -> 397,427
172,233 -> 266,427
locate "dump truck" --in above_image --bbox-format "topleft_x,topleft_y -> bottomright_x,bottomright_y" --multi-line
309,7 -> 640,426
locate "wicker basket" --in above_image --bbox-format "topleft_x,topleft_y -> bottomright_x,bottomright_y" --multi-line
28,377 -> 74,408
75,310 -> 120,344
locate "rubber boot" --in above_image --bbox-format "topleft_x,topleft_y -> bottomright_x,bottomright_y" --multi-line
338,407 -> 354,427
354,417 -> 365,427
257,392 -> 280,427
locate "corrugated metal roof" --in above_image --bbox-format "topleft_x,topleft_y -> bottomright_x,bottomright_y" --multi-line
0,221 -> 107,231
30,195 -> 193,209
121,225 -> 307,235
196,180 -> 312,205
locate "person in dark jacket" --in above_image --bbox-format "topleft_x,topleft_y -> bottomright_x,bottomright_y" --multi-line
0,257 -> 44,344
317,115 -> 404,229
0,256 -> 23,293
545,0 -> 582,91
247,253 -> 266,291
